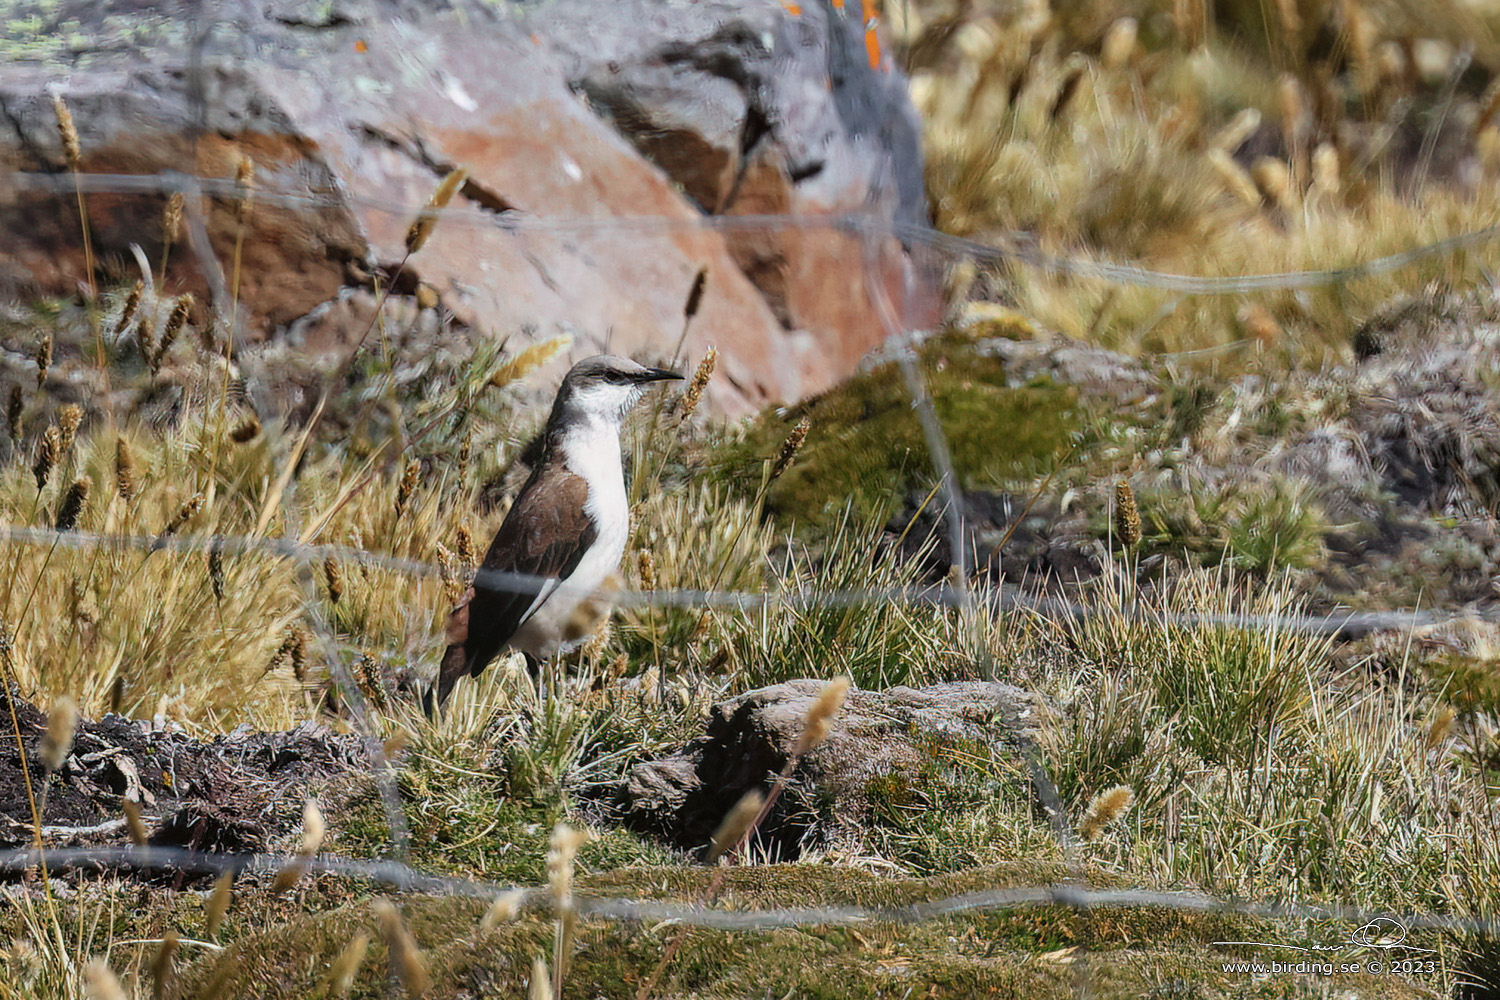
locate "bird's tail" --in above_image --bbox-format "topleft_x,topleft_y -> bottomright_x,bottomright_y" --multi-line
425,587 -> 475,718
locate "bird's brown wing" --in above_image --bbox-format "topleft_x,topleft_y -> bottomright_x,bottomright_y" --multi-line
434,464 -> 597,707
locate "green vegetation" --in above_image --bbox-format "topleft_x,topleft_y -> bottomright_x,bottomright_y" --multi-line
718,332 -> 1083,523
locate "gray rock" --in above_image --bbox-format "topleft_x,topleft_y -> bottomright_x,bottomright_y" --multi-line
593,679 -> 1043,859
0,0 -> 933,413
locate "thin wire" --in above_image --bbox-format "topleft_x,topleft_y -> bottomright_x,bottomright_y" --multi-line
0,523 -> 1462,635
8,170 -> 1500,295
0,844 -> 1489,936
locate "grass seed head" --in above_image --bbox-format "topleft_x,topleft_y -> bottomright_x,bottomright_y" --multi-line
205,870 -> 234,939
35,333 -> 51,388
1079,784 -> 1135,841
134,315 -> 157,366
1206,148 -> 1262,206
114,281 -> 144,338
395,459 -> 420,515
481,889 -> 526,930
56,475 -> 91,531
1211,108 -> 1262,153
328,932 -> 370,998
455,523 -> 475,569
793,676 -> 850,756
1251,156 -> 1292,209
324,558 -> 343,603
162,492 -> 204,537
373,898 -> 429,998
57,403 -> 82,454
706,788 -> 765,863
1172,0 -> 1206,48
456,430 -> 472,478
1049,60 -> 1087,122
40,694 -> 78,773
357,652 -> 386,710
1114,481 -> 1142,547
683,267 -> 709,321
405,166 -> 468,255
33,426 -> 60,491
122,798 -> 147,845
490,336 -> 571,389
271,799 -> 325,893
208,542 -> 225,600
297,798 -> 326,854
529,956 -> 553,1000
234,154 -> 255,225
83,958 -> 127,1000
679,346 -> 716,420
436,543 -> 464,606
547,822 -> 588,907
150,929 -> 179,1000
6,385 -> 21,443
1425,705 -> 1457,751
51,93 -> 80,169
162,191 -> 183,243
115,437 -> 137,502
637,548 -> 657,591
153,295 -> 192,371
290,628 -> 307,681
1101,17 -> 1138,70
1312,142 -> 1342,196
770,416 -> 811,483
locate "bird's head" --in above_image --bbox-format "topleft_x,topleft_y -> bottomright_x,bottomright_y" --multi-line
553,355 -> 684,427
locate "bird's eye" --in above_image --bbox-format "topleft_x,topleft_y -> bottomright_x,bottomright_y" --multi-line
603,372 -> 631,385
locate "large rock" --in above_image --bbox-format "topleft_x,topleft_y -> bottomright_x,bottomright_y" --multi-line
0,0 -> 934,414
593,679 -> 1044,859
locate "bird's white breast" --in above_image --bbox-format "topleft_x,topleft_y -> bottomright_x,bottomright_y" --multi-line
510,419 -> 630,658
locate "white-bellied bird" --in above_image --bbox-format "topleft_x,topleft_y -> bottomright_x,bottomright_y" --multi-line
429,354 -> 682,712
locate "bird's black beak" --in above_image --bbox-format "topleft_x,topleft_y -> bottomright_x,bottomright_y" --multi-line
638,367 -> 684,383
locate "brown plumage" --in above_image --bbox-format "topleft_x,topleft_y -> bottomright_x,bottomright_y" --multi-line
434,459 -> 597,707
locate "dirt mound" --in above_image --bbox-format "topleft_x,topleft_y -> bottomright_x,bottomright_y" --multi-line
0,690 -> 369,875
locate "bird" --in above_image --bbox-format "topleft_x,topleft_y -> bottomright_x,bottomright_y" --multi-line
428,354 -> 683,712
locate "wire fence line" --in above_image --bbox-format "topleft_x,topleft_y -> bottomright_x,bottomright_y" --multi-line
0,524 -> 1467,637
7,168 -> 1500,295
0,844 -> 1492,941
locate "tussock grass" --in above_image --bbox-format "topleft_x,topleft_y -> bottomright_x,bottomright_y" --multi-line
911,0 -> 1500,359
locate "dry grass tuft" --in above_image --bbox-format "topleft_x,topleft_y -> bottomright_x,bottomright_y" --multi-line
913,0 -> 1500,357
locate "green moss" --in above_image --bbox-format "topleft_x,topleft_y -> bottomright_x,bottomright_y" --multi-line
165,865 -> 1318,1000
717,333 -> 1083,524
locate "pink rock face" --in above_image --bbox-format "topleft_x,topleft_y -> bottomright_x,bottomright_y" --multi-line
0,0 -> 935,414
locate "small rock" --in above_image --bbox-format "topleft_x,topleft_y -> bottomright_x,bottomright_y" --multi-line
591,679 -> 1044,859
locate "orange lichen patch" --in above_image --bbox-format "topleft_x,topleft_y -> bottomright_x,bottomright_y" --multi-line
863,1 -> 883,69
